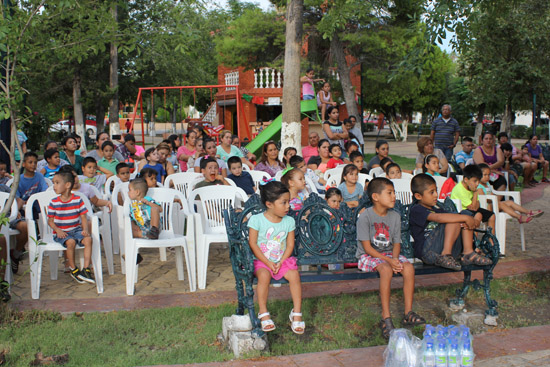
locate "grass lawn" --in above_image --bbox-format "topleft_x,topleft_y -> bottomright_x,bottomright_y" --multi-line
1,272 -> 549,366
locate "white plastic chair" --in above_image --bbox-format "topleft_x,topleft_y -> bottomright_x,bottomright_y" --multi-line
323,166 -> 345,181
123,188 -> 196,294
432,175 -> 448,194
111,182 -> 130,270
5,178 -> 13,187
325,175 -> 340,188
25,191 -> 103,299
378,172 -> 414,180
0,193 -> 20,285
358,173 -> 372,187
44,177 -> 53,187
248,171 -> 271,192
391,178 -> 414,205
165,172 -> 204,198
188,186 -> 248,289
368,167 -> 385,177
104,175 -> 118,197
88,185 -> 114,275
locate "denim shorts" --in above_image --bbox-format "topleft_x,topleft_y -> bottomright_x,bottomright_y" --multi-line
422,223 -> 463,265
54,228 -> 86,248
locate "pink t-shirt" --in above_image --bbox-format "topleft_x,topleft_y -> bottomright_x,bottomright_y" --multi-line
302,145 -> 318,165
302,77 -> 314,96
135,145 -> 145,158
177,145 -> 196,172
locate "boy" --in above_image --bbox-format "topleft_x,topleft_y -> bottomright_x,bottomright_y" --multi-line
500,143 -> 519,190
116,133 -> 140,165
128,177 -> 160,240
385,163 -> 402,179
227,156 -> 255,195
454,136 -> 475,170
289,155 -> 325,192
47,171 -> 95,284
17,152 -> 48,205
142,147 -> 166,183
79,157 -> 106,191
0,160 -> 12,185
409,174 -> 493,272
40,149 -> 61,179
60,166 -> 112,213
349,151 -> 368,174
326,144 -> 344,169
357,178 -> 424,339
450,165 -> 496,231
97,141 -> 119,177
116,162 -> 131,183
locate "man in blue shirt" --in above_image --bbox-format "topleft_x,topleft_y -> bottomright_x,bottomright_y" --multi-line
430,104 -> 460,162
454,136 -> 475,170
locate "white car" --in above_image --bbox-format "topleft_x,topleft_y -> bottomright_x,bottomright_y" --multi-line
50,119 -> 97,137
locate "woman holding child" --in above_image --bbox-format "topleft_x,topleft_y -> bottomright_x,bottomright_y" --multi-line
473,132 -> 506,191
216,130 -> 255,169
85,132 -> 125,163
415,137 -> 449,175
255,141 -> 285,177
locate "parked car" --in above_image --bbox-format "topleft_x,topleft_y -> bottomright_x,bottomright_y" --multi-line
49,115 -> 97,136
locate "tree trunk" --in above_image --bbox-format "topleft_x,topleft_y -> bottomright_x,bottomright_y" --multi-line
108,2 -> 119,136
330,33 -> 358,119
474,103 -> 485,144
280,0 -> 304,157
501,101 -> 513,134
73,69 -> 86,144
95,97 -> 106,137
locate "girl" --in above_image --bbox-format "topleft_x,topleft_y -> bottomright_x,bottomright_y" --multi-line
317,82 -> 337,124
281,168 -> 307,211
282,147 -> 297,166
337,164 -> 364,208
247,180 -> 304,334
187,138 -> 204,171
177,130 -> 197,172
385,163 -> 402,180
194,139 -> 228,176
322,105 -> 348,154
325,187 -> 343,210
194,156 -> 230,189
422,154 -> 441,176
477,163 -> 543,224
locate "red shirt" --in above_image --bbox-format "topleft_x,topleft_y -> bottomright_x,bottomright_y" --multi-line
302,145 -> 318,165
327,158 -> 344,169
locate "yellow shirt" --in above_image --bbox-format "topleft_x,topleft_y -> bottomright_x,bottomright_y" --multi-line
451,181 -> 474,208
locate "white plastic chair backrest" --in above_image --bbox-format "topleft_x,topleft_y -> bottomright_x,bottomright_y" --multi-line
5,178 -> 13,187
0,192 -> 19,222
248,171 -> 271,191
44,177 -> 53,187
130,172 -> 138,179
456,175 -> 463,183
274,170 -> 283,181
358,173 -> 372,187
432,175 -> 448,194
323,166 -> 344,181
326,175 -> 340,188
413,168 -> 422,176
391,178 -> 413,205
242,163 -> 250,171
111,182 -> 130,206
164,172 -> 203,198
378,172 -> 386,177
104,175 -> 118,196
304,175 -> 318,195
189,176 -> 236,192
225,177 -> 237,187
368,167 -> 384,177
188,186 -> 248,232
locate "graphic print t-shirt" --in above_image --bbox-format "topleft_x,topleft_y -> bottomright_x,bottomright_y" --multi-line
356,207 -> 401,257
247,213 -> 295,263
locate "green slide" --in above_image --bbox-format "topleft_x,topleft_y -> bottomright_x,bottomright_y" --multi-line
245,99 -> 320,157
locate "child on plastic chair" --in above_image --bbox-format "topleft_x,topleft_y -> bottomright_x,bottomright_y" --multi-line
247,180 -> 304,334
128,177 -> 161,240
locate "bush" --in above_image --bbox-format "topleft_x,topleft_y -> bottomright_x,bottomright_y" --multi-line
511,125 -> 529,139
365,122 -> 375,132
536,125 -> 549,139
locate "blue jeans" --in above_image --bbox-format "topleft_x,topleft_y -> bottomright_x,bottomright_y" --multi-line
437,146 -> 454,162
303,95 -> 314,100
54,228 -> 86,247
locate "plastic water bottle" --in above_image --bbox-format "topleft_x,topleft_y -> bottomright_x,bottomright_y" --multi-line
448,342 -> 460,367
435,341 -> 448,367
436,325 -> 448,337
461,341 -> 474,367
423,340 -> 436,367
424,324 -> 436,338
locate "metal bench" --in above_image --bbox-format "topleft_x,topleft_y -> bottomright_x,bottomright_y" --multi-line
224,193 -> 500,336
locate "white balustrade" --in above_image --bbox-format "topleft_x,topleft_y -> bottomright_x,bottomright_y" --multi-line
225,71 -> 239,91
254,68 -> 283,89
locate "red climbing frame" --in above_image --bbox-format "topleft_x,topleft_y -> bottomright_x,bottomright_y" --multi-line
130,85 -> 249,147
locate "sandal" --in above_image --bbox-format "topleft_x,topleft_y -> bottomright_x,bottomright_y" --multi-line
258,312 -> 276,332
289,309 -> 305,334
542,178 -> 549,183
518,215 -> 533,224
527,210 -> 544,218
380,317 -> 395,339
402,311 -> 426,326
461,251 -> 493,266
434,254 -> 462,271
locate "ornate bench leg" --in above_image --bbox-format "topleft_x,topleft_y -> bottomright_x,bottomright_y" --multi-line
450,270 -> 471,309
235,278 -> 245,316
244,275 -> 263,337
483,268 -> 498,317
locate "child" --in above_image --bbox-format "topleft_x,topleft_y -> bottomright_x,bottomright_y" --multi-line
317,82 -> 337,123
195,157 -> 230,189
357,178 -> 424,339
97,141 -> 119,177
349,151 -> 368,174
289,155 -> 325,193
140,167 -> 161,189
0,160 -> 12,185
519,144 -> 538,187
500,143 -> 519,190
422,154 -> 441,177
47,171 -> 95,284
326,144 -> 344,169
385,163 -> 402,180
116,162 -> 131,183
247,180 -> 304,334
282,147 -> 297,166
128,177 -> 161,240
79,157 -> 106,191
301,68 -> 324,101
345,139 -> 360,157
194,139 -> 228,176
17,152 -> 48,205
142,148 -> 167,184
451,165 -> 496,231
40,149 -> 61,179
281,168 -> 307,211
325,187 -> 343,210
379,157 -> 393,173
410,174 -> 493,271
477,163 -> 543,224
337,164 -> 363,208
227,156 -> 255,195
59,165 -> 112,213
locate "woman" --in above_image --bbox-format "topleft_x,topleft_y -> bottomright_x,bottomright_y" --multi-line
37,140 -> 69,173
216,130 -> 254,169
255,141 -> 285,177
473,132 -> 506,191
415,137 -> 449,175
156,142 -> 176,176
85,132 -> 124,162
177,130 -> 197,172
59,135 -> 85,175
317,139 -> 331,173
166,134 -> 181,170
323,105 -> 348,153
367,140 -> 393,171
526,134 -> 549,183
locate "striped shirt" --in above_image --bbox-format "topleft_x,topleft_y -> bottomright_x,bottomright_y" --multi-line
431,117 -> 460,147
47,194 -> 88,231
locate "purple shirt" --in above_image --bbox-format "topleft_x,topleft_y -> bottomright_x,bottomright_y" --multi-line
527,144 -> 542,159
255,161 -> 284,177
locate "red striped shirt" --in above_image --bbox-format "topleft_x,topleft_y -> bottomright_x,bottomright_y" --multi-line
47,194 -> 88,231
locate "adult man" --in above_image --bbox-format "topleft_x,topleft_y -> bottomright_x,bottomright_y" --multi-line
454,136 -> 475,169
302,132 -> 320,164
430,104 -> 460,162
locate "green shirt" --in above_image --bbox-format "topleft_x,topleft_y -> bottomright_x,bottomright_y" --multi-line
98,157 -> 119,175
59,151 -> 84,175
450,181 -> 473,208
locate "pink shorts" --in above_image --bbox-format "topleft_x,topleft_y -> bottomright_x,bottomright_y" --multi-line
254,256 -> 298,281
358,252 -> 409,273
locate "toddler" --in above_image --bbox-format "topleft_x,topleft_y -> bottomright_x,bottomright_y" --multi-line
422,154 -> 441,176
40,149 -> 61,179
0,160 -> 11,185
281,168 -> 307,211
227,156 -> 255,195
142,147 -> 167,183
385,163 -> 402,179
195,156 -> 230,189
337,164 -> 363,208
326,144 -> 344,169
325,187 -> 343,210
97,141 -> 119,177
79,157 -> 106,191
248,180 -> 304,334
128,177 -> 161,240
47,171 -> 94,284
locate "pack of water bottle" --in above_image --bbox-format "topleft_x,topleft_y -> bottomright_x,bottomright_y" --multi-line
422,324 -> 475,367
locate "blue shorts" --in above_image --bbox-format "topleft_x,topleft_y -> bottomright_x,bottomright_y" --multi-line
54,228 -> 86,248
303,94 -> 315,100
